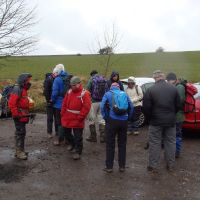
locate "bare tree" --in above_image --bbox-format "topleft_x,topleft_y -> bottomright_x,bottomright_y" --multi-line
0,0 -> 37,56
90,23 -> 122,77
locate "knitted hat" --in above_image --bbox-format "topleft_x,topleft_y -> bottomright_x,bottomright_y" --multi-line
166,72 -> 177,81
70,76 -> 81,85
53,63 -> 65,75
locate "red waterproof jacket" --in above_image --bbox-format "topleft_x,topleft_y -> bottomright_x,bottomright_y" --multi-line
8,73 -> 32,123
61,85 -> 91,128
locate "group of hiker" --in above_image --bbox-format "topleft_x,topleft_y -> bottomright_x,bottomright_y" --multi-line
7,63 -> 192,174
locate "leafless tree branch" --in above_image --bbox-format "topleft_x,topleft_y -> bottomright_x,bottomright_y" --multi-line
0,0 -> 38,56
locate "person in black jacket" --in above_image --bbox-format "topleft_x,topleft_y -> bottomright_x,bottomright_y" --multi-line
43,71 -> 57,138
105,71 -> 124,92
143,70 -> 180,173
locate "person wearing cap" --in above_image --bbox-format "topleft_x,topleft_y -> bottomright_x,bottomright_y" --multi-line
125,76 -> 143,135
8,73 -> 32,160
100,82 -> 133,172
85,69 -> 107,143
61,76 -> 91,160
166,72 -> 186,158
143,70 -> 180,173
51,64 -> 68,145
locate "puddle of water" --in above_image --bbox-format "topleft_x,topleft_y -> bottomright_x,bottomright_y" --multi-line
0,149 -> 14,164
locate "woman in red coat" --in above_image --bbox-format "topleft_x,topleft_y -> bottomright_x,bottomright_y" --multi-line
8,73 -> 32,160
61,76 -> 91,160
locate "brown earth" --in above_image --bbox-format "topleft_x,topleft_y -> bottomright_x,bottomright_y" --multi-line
0,114 -> 200,200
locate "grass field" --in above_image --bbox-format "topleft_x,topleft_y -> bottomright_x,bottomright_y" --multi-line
0,51 -> 200,82
0,51 -> 200,111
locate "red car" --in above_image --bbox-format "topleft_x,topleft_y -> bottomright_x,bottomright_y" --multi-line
183,83 -> 200,130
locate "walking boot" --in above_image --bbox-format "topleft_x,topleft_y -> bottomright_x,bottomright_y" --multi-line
86,124 -> 97,142
15,149 -> 28,160
99,124 -> 105,143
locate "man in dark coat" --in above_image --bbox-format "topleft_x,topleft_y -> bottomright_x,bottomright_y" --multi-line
143,70 -> 180,172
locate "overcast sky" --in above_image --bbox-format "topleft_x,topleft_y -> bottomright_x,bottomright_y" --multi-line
30,0 -> 200,55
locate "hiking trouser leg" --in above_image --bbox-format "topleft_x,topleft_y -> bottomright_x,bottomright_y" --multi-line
176,122 -> 183,156
86,124 -> 97,142
46,104 -> 54,134
53,108 -> 61,136
148,125 -> 162,169
117,120 -> 127,168
73,128 -> 83,154
163,126 -> 176,168
14,119 -> 26,151
105,119 -> 116,169
65,128 -> 74,147
99,124 -> 105,143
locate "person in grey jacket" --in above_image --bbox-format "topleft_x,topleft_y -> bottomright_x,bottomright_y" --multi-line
143,70 -> 180,173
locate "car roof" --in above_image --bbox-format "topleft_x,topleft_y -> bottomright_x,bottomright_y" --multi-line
121,77 -> 155,86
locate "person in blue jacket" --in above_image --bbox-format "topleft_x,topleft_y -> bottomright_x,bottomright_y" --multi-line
100,82 -> 134,173
51,64 -> 68,145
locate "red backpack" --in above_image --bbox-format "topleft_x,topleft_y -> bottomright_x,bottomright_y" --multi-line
180,80 -> 198,112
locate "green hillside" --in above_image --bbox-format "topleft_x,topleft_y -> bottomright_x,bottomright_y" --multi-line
0,51 -> 200,82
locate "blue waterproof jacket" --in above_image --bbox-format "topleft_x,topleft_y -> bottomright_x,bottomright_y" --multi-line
100,86 -> 134,121
51,71 -> 68,109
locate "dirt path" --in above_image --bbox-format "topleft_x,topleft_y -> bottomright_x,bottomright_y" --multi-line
0,114 -> 200,200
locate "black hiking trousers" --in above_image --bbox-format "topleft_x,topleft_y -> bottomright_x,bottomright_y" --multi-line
64,128 -> 83,154
46,104 -> 57,134
105,118 -> 128,169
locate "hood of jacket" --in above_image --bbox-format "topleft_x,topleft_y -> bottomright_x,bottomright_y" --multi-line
17,73 -> 32,87
110,71 -> 119,81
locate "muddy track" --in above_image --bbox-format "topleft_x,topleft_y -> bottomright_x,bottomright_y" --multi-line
0,114 -> 200,200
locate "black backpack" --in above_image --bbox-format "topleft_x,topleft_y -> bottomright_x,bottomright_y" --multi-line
61,74 -> 73,97
43,73 -> 53,96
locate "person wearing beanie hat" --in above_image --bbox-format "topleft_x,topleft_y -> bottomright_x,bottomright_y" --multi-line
85,70 -> 106,143
125,76 -> 143,135
143,70 -> 180,173
61,76 -> 91,160
166,72 -> 186,159
70,76 -> 81,85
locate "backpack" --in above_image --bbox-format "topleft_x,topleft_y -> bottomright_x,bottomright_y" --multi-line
91,75 -> 106,101
111,90 -> 128,115
0,84 -> 21,117
61,74 -> 73,97
179,80 -> 198,112
43,73 -> 53,97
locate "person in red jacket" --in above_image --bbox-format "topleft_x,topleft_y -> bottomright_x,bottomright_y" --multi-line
61,76 -> 91,160
8,73 -> 32,160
